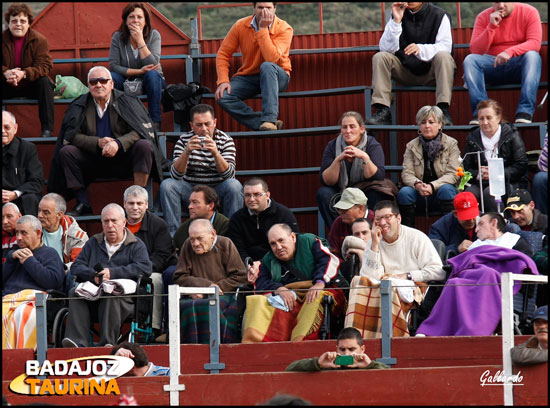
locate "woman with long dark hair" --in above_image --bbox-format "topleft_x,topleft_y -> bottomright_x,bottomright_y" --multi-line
109,2 -> 165,131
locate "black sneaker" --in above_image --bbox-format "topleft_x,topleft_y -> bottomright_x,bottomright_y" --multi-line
367,106 -> 392,125
441,107 -> 453,126
515,112 -> 532,123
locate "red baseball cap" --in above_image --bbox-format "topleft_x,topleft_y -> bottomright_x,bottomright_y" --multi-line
453,192 -> 479,221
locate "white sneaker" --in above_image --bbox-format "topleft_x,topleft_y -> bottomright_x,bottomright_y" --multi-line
62,337 -> 79,348
415,333 -> 426,337
469,119 -> 479,125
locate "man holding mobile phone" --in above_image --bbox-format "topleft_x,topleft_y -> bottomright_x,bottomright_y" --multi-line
160,104 -> 243,236
285,327 -> 388,371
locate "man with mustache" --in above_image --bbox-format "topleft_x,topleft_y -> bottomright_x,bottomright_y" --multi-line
511,305 -> 548,364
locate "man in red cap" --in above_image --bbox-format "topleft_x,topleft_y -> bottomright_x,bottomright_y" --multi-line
428,191 -> 479,256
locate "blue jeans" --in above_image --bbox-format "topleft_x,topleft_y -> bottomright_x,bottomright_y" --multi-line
397,184 -> 457,209
217,62 -> 290,130
111,70 -> 166,123
159,178 -> 244,236
462,51 -> 541,117
532,171 -> 548,215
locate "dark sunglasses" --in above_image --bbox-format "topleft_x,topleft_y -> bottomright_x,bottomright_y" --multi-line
89,77 -> 110,86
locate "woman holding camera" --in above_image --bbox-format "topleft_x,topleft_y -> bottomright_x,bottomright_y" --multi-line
109,2 -> 165,132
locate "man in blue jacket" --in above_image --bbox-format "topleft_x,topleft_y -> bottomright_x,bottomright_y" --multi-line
429,192 -> 479,256
62,203 -> 152,347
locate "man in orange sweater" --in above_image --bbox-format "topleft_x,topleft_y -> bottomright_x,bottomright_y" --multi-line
215,2 -> 293,131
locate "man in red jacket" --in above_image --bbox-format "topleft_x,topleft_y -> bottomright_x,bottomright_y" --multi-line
463,3 -> 542,124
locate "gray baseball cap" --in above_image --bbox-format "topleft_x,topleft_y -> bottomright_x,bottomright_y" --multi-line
333,188 -> 367,210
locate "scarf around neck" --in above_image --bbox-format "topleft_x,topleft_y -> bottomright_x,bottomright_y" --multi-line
335,131 -> 368,191
419,131 -> 444,162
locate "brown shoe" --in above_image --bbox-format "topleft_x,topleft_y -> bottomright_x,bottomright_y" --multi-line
155,333 -> 167,343
259,120 -> 283,131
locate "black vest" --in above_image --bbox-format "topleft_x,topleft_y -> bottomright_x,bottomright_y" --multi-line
395,3 -> 452,76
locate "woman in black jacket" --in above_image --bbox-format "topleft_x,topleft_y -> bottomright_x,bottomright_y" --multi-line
463,99 -> 528,212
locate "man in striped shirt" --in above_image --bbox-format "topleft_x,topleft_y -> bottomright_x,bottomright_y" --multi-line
159,104 -> 243,236
215,2 -> 293,131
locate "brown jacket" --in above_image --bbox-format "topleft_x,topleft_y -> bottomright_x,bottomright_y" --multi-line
2,28 -> 53,82
174,235 -> 247,294
401,132 -> 460,191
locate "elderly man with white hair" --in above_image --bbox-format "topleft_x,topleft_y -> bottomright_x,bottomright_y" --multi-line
3,215 -> 64,349
38,192 -> 88,269
123,185 -> 174,334
173,218 -> 247,344
47,65 -> 165,217
2,110 -> 45,216
62,203 -> 152,347
2,202 -> 21,263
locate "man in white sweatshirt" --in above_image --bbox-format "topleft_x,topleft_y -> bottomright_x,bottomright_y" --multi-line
360,200 -> 444,283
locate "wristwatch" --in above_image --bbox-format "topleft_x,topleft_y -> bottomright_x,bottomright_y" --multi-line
406,273 -> 412,280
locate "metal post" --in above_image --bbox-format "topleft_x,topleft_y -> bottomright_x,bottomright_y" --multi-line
190,18 -> 201,84
500,273 -> 548,406
377,279 -> 397,366
477,150 -> 485,213
204,286 -> 225,373
35,293 -> 48,372
501,273 -> 515,406
163,285 -> 185,406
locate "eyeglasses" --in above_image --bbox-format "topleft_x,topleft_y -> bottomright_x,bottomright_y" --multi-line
374,214 -> 396,223
89,78 -> 110,86
244,192 -> 267,199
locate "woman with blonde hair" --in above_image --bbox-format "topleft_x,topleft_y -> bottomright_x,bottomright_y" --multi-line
398,105 -> 460,227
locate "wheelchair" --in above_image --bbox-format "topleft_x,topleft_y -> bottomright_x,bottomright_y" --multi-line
49,274 -> 154,347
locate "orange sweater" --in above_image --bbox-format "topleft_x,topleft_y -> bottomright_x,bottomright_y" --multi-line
216,15 -> 293,85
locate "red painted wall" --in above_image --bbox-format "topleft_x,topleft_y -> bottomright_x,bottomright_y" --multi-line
6,3 -> 548,235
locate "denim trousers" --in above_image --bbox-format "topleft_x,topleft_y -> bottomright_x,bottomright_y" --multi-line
532,171 -> 548,215
462,51 -> 541,116
159,177 -> 244,236
397,183 -> 458,209
217,62 -> 290,130
111,70 -> 166,123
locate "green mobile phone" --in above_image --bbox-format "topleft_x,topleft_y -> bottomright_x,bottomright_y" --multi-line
334,355 -> 354,365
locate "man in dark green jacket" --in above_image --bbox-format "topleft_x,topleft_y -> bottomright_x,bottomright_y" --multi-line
286,327 -> 388,371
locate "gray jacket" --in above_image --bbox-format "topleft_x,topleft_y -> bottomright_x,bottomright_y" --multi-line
71,228 -> 152,283
109,29 -> 163,77
510,336 -> 548,365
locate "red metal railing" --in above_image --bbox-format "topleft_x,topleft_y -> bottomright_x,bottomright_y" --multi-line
197,2 -> 466,40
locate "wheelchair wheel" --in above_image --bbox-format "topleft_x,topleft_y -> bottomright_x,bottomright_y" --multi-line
52,307 -> 69,348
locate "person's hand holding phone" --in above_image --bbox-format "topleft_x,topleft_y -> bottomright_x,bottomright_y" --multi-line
318,351 -> 339,369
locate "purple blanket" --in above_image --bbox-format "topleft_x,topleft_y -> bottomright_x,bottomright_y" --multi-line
417,245 -> 539,336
